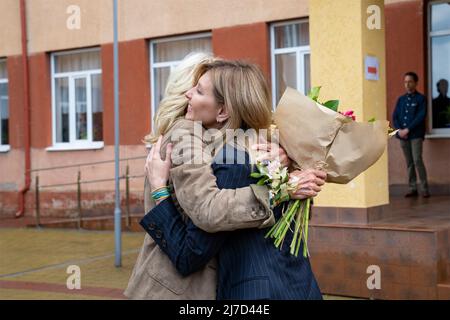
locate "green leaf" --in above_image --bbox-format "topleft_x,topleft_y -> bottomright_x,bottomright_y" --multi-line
368,117 -> 376,123
250,172 -> 262,178
273,192 -> 281,202
257,178 -> 267,186
307,86 -> 321,102
323,100 -> 340,112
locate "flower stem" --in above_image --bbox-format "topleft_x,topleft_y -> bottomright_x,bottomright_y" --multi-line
302,198 -> 311,258
290,200 -> 303,255
274,201 -> 298,248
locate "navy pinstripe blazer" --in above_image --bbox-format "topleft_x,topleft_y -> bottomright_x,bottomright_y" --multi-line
141,145 -> 322,300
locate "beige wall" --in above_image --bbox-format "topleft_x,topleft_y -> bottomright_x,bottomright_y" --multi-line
118,0 -> 308,42
1,0 -> 413,57
384,0 -> 416,4
0,0 -> 309,56
0,0 -> 22,57
25,0 -> 113,55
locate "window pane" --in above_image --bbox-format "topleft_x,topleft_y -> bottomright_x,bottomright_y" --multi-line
275,53 -> 297,104
0,60 -> 7,79
91,74 -> 103,141
304,53 -> 311,95
154,67 -> 171,112
0,83 -> 8,145
153,37 -> 212,63
431,35 -> 450,129
431,2 -> 450,32
75,78 -> 87,140
55,50 -> 101,73
274,22 -> 309,49
55,78 -> 69,142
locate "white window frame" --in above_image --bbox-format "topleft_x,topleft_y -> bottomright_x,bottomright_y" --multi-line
48,48 -> 104,151
270,19 -> 311,109
426,0 -> 450,139
149,32 -> 212,126
0,58 -> 10,152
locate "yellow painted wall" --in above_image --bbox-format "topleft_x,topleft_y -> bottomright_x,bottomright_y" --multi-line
310,0 -> 389,208
361,0 -> 389,207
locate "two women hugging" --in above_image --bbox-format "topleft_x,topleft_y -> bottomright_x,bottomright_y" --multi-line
125,53 -> 326,300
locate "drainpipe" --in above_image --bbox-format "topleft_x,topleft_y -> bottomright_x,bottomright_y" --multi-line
16,0 -> 31,218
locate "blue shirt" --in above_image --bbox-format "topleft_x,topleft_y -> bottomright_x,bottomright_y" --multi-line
392,91 -> 427,140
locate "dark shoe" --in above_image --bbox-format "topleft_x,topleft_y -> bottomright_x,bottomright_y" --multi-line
423,192 -> 430,198
405,190 -> 418,198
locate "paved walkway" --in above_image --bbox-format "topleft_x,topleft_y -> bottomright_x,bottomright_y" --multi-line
0,228 -> 144,299
0,227 -> 354,300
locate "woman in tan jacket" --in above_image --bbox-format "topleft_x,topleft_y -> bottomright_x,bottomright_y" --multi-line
125,54 -> 324,299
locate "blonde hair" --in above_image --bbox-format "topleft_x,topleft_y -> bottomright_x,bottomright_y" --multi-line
194,60 -> 272,132
144,52 -> 214,144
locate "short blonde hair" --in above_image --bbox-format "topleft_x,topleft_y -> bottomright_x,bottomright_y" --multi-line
144,52 -> 214,144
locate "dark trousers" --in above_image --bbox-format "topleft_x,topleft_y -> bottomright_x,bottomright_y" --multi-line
399,138 -> 429,193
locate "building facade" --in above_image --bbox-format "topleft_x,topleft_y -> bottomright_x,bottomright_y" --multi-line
1,0 -> 449,218
0,0 -> 449,300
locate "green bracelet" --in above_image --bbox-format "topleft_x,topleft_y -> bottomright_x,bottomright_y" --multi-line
151,187 -> 170,201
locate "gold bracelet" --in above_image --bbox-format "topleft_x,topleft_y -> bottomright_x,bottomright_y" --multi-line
151,185 -> 168,193
155,195 -> 170,203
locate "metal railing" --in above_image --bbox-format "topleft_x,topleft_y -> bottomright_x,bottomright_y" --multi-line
31,156 -> 146,228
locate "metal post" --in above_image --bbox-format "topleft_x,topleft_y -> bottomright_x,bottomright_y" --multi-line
125,164 -> 131,228
113,0 -> 122,267
35,175 -> 40,227
77,170 -> 82,229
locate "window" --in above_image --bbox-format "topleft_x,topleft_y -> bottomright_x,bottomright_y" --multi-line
0,59 -> 9,152
428,1 -> 450,136
271,20 -> 311,108
50,48 -> 103,150
150,33 -> 212,123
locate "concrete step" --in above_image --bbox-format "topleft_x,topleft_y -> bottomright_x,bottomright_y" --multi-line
437,280 -> 450,300
309,224 -> 449,300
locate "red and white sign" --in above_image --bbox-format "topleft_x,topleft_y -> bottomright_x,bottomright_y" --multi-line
365,55 -> 380,81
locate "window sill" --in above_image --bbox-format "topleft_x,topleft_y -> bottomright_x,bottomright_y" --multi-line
46,142 -> 104,152
425,134 -> 450,139
0,145 -> 11,153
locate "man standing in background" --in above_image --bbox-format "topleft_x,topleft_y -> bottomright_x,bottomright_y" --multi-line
393,72 -> 430,198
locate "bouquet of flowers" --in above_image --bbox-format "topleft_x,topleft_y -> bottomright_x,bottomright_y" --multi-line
251,159 -> 313,257
253,87 -> 396,258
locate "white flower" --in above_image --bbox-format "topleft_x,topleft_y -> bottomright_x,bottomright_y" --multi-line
267,160 -> 281,177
